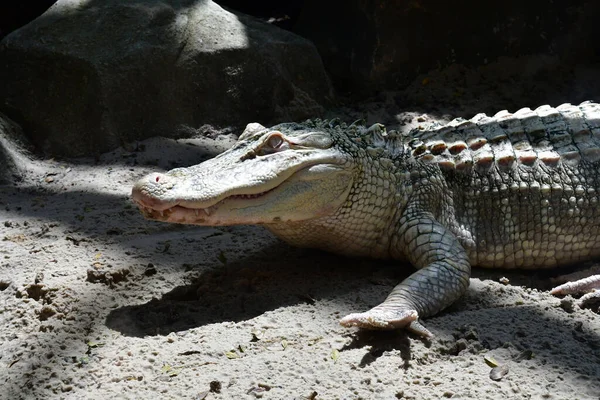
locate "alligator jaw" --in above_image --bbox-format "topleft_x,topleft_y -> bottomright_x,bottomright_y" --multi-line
133,186 -> 278,225
131,163 -> 353,226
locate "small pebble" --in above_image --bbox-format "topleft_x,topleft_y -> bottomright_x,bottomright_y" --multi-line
490,364 -> 509,381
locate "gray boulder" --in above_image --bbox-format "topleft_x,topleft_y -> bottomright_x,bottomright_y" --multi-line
0,113 -> 34,184
0,0 -> 333,157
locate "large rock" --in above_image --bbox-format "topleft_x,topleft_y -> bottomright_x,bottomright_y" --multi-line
0,113 -> 35,184
0,0 -> 333,157
294,0 -> 599,93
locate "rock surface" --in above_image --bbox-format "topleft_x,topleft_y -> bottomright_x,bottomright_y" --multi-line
0,113 -> 37,184
0,0 -> 333,157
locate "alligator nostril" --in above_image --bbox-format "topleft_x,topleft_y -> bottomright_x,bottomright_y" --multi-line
156,176 -> 160,182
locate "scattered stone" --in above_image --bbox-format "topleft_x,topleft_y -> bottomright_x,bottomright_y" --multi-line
209,380 -> 222,393
489,364 -> 509,381
144,264 -> 157,276
86,268 -> 131,286
559,298 -> 576,313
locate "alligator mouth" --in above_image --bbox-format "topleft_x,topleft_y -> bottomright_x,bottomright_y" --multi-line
132,159 -> 349,225
133,186 -> 278,223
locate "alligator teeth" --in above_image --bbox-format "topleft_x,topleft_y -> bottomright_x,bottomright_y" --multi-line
238,193 -> 261,199
195,209 -> 199,216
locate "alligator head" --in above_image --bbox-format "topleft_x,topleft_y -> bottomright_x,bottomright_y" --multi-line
131,121 -> 356,226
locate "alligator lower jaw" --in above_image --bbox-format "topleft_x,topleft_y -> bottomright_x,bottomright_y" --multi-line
138,204 -> 211,222
135,187 -> 277,224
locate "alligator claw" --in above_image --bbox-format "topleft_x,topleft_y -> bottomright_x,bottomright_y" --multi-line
550,274 -> 600,309
340,307 -> 433,337
550,274 -> 600,295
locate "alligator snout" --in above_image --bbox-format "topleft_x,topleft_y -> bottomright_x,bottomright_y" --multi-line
131,173 -> 178,211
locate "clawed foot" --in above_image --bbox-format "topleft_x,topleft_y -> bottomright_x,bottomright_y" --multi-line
339,307 -> 433,338
550,274 -> 600,307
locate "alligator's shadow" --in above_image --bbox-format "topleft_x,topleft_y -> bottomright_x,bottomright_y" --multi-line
106,239 -> 600,339
106,243 -> 410,338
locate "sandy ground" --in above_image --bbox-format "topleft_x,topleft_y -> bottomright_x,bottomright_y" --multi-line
2,60 -> 600,399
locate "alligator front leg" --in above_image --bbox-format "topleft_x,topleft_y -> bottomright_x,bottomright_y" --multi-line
340,212 -> 471,337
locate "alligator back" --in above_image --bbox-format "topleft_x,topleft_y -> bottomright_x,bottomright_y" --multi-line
409,102 -> 600,269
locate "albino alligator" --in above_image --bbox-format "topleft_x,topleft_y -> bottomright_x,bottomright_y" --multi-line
132,101 -> 600,337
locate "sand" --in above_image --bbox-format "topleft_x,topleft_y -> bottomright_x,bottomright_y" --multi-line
1,59 -> 600,399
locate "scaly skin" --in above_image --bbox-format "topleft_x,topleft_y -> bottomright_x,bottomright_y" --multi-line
132,102 -> 600,336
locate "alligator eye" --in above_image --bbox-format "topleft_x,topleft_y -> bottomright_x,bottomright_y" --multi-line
267,135 -> 284,149
256,133 -> 286,156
